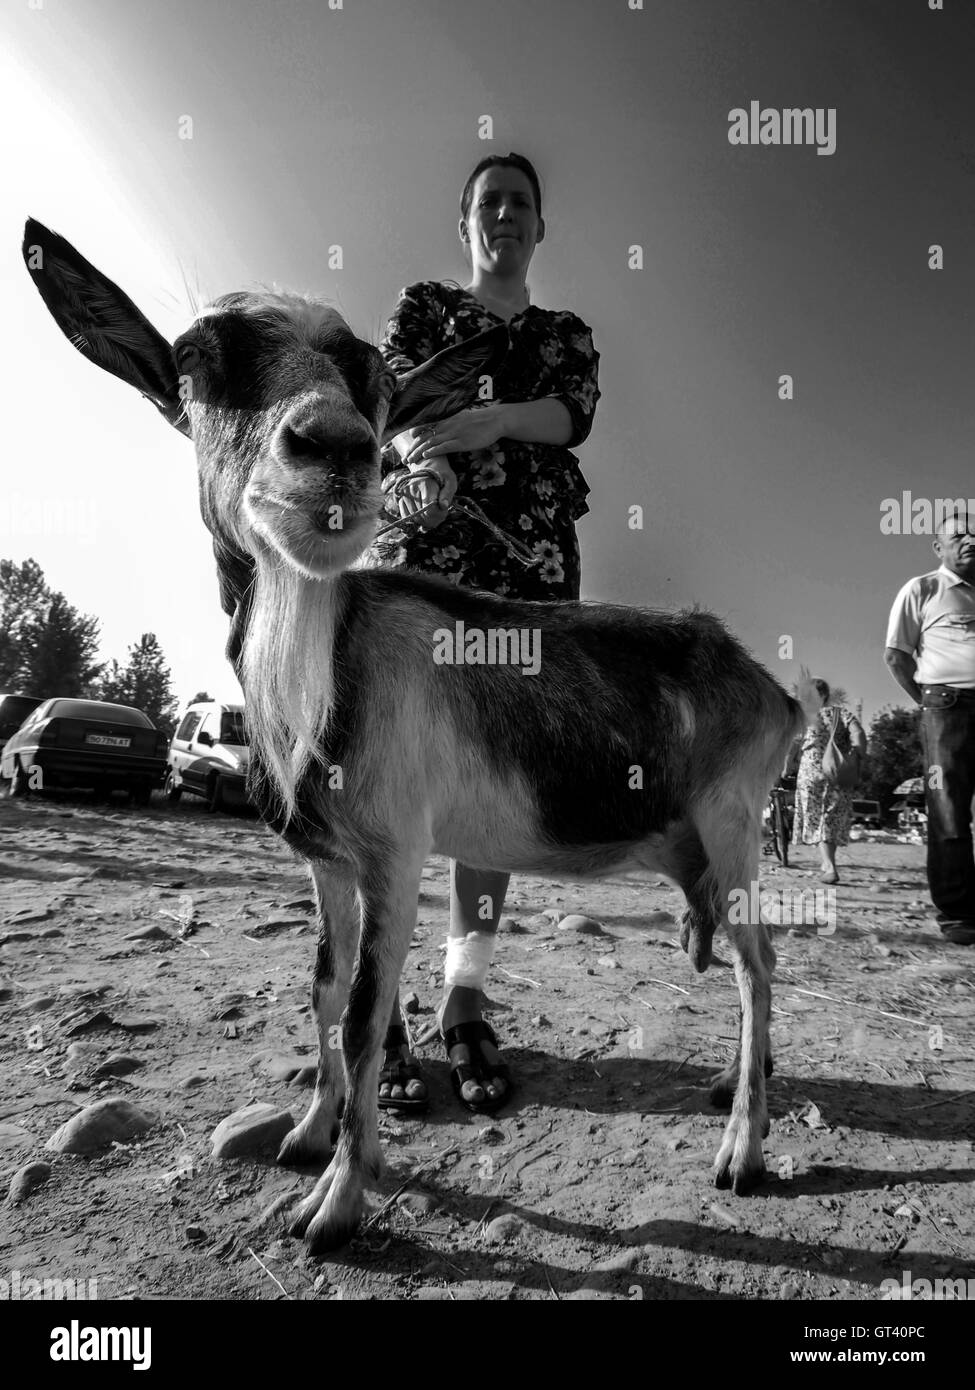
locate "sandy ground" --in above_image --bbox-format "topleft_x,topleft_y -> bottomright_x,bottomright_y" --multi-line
1,789 -> 973,1302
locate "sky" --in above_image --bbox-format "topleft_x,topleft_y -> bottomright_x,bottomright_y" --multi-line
2,0 -> 973,720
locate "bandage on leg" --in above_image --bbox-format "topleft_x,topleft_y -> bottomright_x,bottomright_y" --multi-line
443,930 -> 497,993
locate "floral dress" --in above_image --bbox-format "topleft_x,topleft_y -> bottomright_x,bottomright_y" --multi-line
364,281 -> 600,600
792,705 -> 865,846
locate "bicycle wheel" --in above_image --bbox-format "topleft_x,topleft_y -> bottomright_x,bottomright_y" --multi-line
771,791 -> 790,868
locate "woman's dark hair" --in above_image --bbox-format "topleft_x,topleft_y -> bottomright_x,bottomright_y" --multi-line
813,678 -> 831,704
460,153 -> 543,220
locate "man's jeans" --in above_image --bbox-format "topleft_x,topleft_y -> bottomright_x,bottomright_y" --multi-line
920,684 -> 975,930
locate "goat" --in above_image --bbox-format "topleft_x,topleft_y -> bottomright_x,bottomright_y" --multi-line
23,218 -> 817,1252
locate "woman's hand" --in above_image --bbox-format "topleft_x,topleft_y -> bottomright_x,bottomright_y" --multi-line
388,456 -> 458,531
398,403 -> 507,465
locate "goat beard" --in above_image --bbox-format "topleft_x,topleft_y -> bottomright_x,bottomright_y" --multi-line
241,549 -> 338,821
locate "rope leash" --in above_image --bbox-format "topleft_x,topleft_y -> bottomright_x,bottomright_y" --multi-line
375,467 -> 542,569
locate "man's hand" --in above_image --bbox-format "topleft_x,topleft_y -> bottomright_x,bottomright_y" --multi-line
884,646 -> 922,705
398,403 -> 506,465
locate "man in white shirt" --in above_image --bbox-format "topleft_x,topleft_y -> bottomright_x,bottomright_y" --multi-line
885,509 -> 975,945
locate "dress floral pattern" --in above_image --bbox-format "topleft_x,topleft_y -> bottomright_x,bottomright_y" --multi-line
792,705 -> 865,846
363,281 -> 600,600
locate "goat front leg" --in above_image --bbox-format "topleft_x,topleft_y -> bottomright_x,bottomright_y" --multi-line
277,856 -> 357,1166
713,921 -> 775,1194
290,849 -> 424,1252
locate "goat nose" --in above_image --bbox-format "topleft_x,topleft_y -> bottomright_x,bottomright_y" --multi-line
279,420 -> 374,467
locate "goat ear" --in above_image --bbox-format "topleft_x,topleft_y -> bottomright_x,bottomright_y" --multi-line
382,323 -> 509,441
22,217 -> 190,437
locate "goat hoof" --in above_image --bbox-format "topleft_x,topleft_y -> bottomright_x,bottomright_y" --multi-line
287,1156 -> 343,1239
288,1197 -> 316,1239
708,1073 -> 737,1110
276,1120 -> 338,1168
289,1187 -> 331,1239
714,1155 -> 766,1194
731,1161 -> 766,1196
690,946 -> 712,974
304,1195 -> 364,1253
305,1214 -> 359,1254
713,1162 -> 733,1190
288,1207 -> 312,1240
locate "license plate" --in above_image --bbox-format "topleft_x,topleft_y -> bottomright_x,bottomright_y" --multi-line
85,733 -> 131,748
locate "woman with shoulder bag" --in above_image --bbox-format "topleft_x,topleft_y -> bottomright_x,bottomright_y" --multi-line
791,678 -> 867,884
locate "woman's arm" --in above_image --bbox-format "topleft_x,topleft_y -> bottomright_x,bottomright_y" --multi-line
497,397 -> 573,446
538,314 -> 601,448
381,283 -> 440,376
407,314 -> 599,457
401,395 -> 574,465
382,283 -> 444,462
399,310 -> 598,461
782,734 -> 802,778
379,284 -> 460,525
845,709 -> 868,755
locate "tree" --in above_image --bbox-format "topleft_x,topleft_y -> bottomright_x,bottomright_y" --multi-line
190,690 -> 213,705
97,659 -> 129,705
860,706 -> 923,815
0,558 -> 49,688
28,594 -> 102,697
0,558 -> 102,696
95,634 -> 179,736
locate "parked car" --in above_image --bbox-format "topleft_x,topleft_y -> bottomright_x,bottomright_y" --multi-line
891,792 -> 927,838
1,698 -> 168,803
850,799 -> 883,829
0,693 -> 44,747
165,702 -> 250,811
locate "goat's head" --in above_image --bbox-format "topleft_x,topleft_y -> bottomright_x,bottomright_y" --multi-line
22,219 -> 509,580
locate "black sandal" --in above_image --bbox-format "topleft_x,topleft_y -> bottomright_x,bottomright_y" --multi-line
378,1023 -> 429,1112
443,1019 -> 512,1114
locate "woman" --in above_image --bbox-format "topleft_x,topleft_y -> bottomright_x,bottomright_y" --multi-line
368,152 -> 600,1113
790,679 -> 866,883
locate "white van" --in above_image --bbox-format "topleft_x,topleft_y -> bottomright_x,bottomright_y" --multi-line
165,702 -> 250,811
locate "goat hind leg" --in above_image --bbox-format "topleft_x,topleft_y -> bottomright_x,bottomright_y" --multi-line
668,831 -> 764,1108
691,790 -> 772,1192
710,964 -> 775,1111
666,823 -> 719,975
713,924 -> 775,1193
278,857 -> 356,1167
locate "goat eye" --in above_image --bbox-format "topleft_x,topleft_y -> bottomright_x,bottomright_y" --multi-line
175,343 -> 203,372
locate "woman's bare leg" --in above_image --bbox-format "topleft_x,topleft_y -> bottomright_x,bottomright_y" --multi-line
378,997 -> 427,1105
